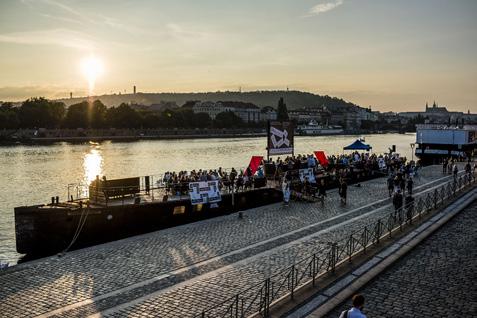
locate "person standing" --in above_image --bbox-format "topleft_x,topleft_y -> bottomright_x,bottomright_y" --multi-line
339,178 -> 348,205
453,163 -> 458,182
393,189 -> 403,221
339,294 -> 367,318
407,176 -> 413,195
318,178 -> 327,199
442,158 -> 448,174
282,180 -> 291,206
387,174 -> 394,197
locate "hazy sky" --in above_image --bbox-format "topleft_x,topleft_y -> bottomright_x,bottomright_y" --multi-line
0,0 -> 476,112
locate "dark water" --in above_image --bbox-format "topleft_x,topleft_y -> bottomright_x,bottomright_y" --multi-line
0,133 -> 415,265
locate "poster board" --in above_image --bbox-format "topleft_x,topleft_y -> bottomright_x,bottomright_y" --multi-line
267,121 -> 294,156
189,180 -> 221,205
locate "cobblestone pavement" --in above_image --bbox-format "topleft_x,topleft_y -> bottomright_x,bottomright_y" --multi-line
324,200 -> 477,318
0,165 -> 469,317
97,169 -> 472,318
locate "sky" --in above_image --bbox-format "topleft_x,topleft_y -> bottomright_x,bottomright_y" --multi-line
0,0 -> 476,112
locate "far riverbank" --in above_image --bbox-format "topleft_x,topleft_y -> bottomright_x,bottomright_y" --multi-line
0,128 -> 405,144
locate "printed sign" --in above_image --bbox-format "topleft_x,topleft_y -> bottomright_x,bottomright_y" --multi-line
268,121 -> 294,156
189,180 -> 221,205
299,168 -> 316,183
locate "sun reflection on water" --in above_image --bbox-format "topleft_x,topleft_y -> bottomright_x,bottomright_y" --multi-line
83,146 -> 103,185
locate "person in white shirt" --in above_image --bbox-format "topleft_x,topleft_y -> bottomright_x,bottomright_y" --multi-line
339,294 -> 367,318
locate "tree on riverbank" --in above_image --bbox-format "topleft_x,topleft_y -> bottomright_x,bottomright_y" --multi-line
63,100 -> 107,128
18,98 -> 65,128
0,103 -> 19,129
277,97 -> 289,121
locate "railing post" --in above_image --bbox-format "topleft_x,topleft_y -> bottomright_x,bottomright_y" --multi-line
235,294 -> 239,318
348,235 -> 353,262
264,278 -> 271,317
290,264 -> 295,299
311,253 -> 316,287
375,219 -> 381,244
433,189 -> 438,209
363,226 -> 368,253
330,243 -> 337,272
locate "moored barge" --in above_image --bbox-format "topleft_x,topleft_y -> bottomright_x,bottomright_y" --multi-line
15,163 -> 388,257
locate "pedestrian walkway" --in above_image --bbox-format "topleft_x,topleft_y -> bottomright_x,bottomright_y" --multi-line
323,200 -> 477,318
0,165 -> 470,317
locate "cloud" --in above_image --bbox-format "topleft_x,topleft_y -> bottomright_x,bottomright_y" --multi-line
0,29 -> 95,50
307,0 -> 344,16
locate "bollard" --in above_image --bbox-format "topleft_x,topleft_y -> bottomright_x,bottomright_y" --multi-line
51,197 -> 55,204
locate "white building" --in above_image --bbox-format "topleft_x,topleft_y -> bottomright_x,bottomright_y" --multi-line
192,101 -> 233,120
192,101 -> 262,123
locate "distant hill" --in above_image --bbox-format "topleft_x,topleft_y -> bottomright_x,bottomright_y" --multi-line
57,90 -> 362,111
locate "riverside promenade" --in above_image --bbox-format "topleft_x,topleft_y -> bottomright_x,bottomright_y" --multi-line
323,200 -> 477,318
0,164 -> 474,317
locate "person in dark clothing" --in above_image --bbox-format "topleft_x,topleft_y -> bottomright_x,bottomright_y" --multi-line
339,178 -> 348,205
387,175 -> 394,197
399,175 -> 406,193
392,190 -> 403,221
407,177 -> 413,195
405,195 -> 414,222
318,178 -> 327,198
442,159 -> 448,174
465,160 -> 472,179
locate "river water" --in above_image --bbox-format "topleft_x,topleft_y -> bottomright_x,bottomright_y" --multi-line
0,133 -> 415,265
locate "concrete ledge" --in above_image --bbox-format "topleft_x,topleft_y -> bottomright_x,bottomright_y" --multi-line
286,187 -> 477,318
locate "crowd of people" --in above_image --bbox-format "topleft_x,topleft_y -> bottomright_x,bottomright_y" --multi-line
270,151 -> 409,205
160,166 -> 266,196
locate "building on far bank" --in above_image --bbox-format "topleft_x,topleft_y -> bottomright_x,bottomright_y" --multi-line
288,106 -> 331,125
399,101 -> 477,124
260,106 -> 278,121
192,101 -> 261,123
192,101 -> 233,120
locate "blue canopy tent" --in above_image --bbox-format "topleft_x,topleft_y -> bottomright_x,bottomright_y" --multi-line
343,139 -> 372,151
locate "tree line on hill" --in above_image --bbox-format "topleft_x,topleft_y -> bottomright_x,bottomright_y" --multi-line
0,98 -> 264,130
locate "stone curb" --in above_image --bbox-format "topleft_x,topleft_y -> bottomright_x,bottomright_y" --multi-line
285,186 -> 477,318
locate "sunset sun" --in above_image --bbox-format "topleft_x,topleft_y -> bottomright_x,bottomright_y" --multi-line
80,55 -> 104,95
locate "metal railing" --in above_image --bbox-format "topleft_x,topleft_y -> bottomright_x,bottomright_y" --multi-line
195,172 -> 476,318
66,167 -> 274,205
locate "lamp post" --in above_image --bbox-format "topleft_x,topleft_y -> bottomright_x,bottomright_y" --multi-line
410,143 -> 415,162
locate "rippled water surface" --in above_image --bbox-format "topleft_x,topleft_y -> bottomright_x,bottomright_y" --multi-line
0,133 -> 415,264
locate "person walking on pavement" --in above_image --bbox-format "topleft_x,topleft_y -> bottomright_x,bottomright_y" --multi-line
339,294 -> 367,318
318,178 -> 327,202
442,158 -> 448,174
453,163 -> 458,182
339,178 -> 348,205
387,174 -> 394,197
282,180 -> 291,206
392,189 -> 403,221
407,176 -> 413,195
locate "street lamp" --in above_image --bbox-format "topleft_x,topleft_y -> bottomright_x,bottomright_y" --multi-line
410,143 -> 416,162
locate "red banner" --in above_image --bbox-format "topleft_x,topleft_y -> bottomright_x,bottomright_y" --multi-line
245,156 -> 264,176
314,151 -> 329,167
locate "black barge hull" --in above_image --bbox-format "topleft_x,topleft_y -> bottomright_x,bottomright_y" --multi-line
15,188 -> 282,256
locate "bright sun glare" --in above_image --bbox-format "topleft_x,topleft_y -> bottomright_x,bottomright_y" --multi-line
80,55 -> 104,95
